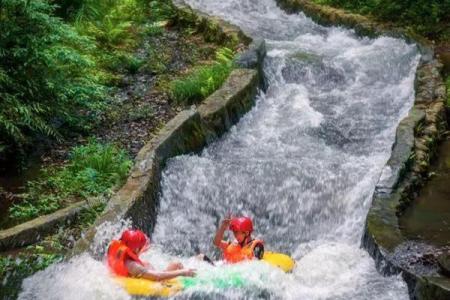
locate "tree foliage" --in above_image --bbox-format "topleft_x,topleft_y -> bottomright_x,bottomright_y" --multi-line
0,0 -> 105,156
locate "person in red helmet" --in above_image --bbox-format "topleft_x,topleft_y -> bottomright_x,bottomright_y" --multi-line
107,229 -> 196,280
213,215 -> 264,263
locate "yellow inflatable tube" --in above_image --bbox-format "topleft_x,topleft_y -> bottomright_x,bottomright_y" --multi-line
114,251 -> 295,297
114,277 -> 182,297
263,251 -> 296,272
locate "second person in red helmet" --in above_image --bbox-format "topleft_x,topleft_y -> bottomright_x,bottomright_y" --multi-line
109,216 -> 264,281
213,216 -> 264,263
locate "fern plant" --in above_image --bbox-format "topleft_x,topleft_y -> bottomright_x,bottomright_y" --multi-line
0,0 -> 105,157
9,140 -> 132,222
170,47 -> 235,104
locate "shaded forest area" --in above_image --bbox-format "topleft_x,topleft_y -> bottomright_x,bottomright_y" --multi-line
0,0 -> 235,225
1,0 -> 151,163
0,0 -> 233,165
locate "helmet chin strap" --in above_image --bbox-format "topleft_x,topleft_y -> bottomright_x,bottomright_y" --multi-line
239,233 -> 252,247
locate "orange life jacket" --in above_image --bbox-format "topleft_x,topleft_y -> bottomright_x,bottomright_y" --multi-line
222,239 -> 264,263
107,240 -> 144,276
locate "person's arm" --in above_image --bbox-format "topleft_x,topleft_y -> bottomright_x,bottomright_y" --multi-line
213,216 -> 231,250
126,260 -> 195,281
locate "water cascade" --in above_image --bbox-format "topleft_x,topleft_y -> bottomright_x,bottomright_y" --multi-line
19,0 -> 420,299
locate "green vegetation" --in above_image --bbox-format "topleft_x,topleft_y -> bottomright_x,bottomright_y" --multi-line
0,0 -> 105,158
1,0 -> 231,225
0,202 -> 105,299
9,141 -> 132,222
0,245 -> 63,299
446,76 -> 450,107
0,2 -> 237,295
71,0 -> 153,74
170,47 -> 235,104
0,246 -> 62,279
0,0 -> 174,163
77,202 -> 107,225
313,0 -> 450,39
128,103 -> 154,122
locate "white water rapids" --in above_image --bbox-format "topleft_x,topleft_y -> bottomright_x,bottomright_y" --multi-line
18,0 -> 420,299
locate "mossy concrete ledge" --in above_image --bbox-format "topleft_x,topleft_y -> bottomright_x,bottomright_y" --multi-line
273,1 -> 449,299
362,55 -> 448,300
171,0 -> 267,87
275,0 -> 432,51
69,0 -> 266,258
276,0 -> 383,35
0,0 -> 266,253
0,201 -> 87,251
69,68 -> 259,258
172,0 -> 251,48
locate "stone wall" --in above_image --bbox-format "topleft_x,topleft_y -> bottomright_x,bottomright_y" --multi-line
275,1 -> 449,299
0,71 -> 261,257
0,1 -> 266,255
68,1 -> 266,257
70,67 -> 262,257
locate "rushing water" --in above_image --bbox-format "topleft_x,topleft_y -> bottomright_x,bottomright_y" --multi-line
18,0 -> 420,299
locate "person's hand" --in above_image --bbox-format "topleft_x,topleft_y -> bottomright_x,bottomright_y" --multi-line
221,213 -> 232,228
182,268 -> 196,277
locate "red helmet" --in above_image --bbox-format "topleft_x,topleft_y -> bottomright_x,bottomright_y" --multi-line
229,217 -> 253,232
120,229 -> 149,252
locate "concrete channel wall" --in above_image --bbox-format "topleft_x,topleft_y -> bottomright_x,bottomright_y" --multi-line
274,1 -> 449,299
4,2 -> 447,299
68,1 -> 266,258
0,0 -> 266,255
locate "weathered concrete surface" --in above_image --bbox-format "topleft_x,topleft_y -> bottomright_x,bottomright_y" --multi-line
198,69 -> 258,135
375,109 -> 425,196
0,0 -> 266,254
0,201 -> 87,251
69,68 -> 259,258
364,60 -> 450,300
273,1 -> 450,299
438,254 -> 450,277
235,39 -> 268,89
71,108 -> 209,257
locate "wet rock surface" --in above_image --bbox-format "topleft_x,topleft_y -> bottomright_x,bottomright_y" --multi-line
375,109 -> 425,196
438,253 -> 450,277
273,1 -> 450,299
390,242 -> 450,277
